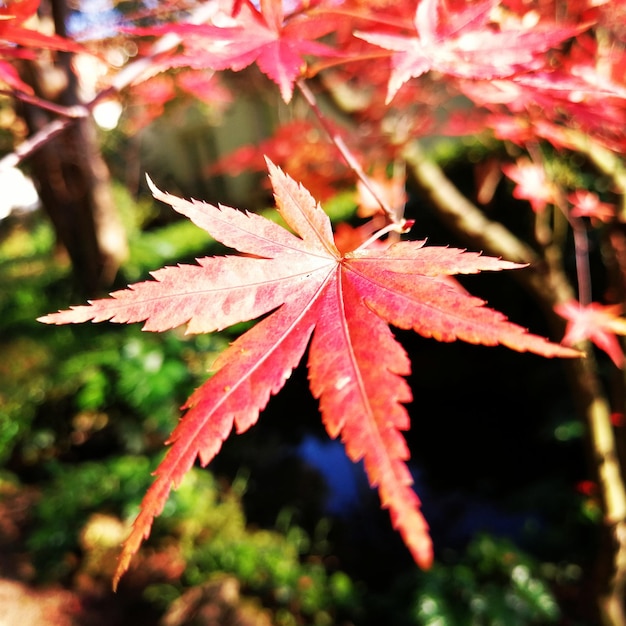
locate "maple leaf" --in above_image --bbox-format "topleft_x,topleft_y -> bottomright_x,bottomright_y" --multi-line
0,0 -> 86,56
0,0 -> 87,93
123,70 -> 232,132
502,158 -> 557,213
210,119 -> 352,200
39,159 -> 580,588
125,0 -> 340,102
568,190 -> 615,224
176,70 -> 232,108
125,74 -> 177,131
555,299 -> 626,368
355,0 -> 586,102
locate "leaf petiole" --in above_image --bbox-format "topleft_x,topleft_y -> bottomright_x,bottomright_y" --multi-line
353,219 -> 414,253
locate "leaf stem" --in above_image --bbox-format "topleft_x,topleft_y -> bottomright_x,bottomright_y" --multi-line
571,217 -> 593,307
552,185 -> 592,307
353,220 -> 413,252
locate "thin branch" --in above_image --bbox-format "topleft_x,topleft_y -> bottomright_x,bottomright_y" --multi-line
0,89 -> 90,118
0,118 -> 71,171
296,78 -> 403,227
554,190 -> 593,307
571,218 -> 593,306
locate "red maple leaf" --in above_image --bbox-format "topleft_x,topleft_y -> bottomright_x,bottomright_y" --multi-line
502,158 -> 557,213
39,159 -> 579,587
355,0 -> 586,102
555,299 -> 626,368
210,119 -> 352,200
126,0 -> 340,102
123,70 -> 232,132
176,70 -> 232,107
568,190 -> 615,224
0,0 -> 86,53
0,0 -> 87,93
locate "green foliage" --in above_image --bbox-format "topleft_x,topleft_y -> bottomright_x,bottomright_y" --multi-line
28,455 -> 154,579
410,535 -> 560,626
124,218 -> 218,282
0,218 -> 61,462
60,327 -> 220,442
0,336 -> 51,464
1,207 -> 362,618
156,469 -> 362,625
28,455 -> 361,622
0,204 -> 230,465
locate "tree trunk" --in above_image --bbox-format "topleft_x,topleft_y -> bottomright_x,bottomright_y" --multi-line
20,0 -> 127,295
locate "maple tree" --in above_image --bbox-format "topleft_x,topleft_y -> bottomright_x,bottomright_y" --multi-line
4,0 -> 626,621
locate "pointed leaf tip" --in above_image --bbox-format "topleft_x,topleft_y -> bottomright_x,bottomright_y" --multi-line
146,173 -> 165,200
145,173 -> 156,193
145,173 -> 175,207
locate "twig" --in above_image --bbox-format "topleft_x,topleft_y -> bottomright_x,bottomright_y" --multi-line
0,89 -> 90,118
296,78 -> 403,227
0,118 -> 70,171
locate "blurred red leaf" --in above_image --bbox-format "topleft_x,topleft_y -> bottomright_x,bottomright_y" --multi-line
568,190 -> 615,224
355,0 -> 586,101
555,299 -> 626,367
502,158 -> 557,213
125,0 -> 341,103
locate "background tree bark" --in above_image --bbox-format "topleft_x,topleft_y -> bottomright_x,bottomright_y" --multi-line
19,0 -> 127,295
